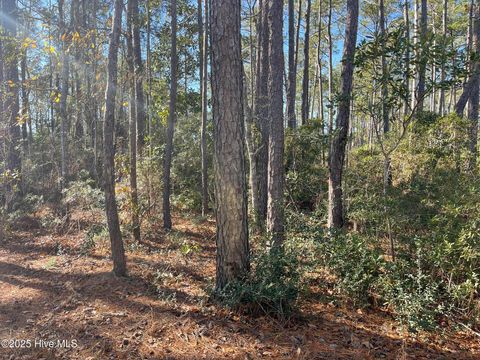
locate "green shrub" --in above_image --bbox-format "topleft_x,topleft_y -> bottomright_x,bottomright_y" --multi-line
377,259 -> 450,332
321,232 -> 384,306
216,247 -> 302,320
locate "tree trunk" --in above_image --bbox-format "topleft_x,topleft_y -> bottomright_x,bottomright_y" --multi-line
327,0 -> 334,136
287,0 -> 297,128
127,0 -> 141,242
439,0 -> 448,115
416,0 -> 427,112
211,0 -> 250,291
131,0 -> 146,152
199,0 -> 209,216
301,0 -> 311,126
3,0 -> 22,212
251,0 -> 269,232
163,0 -> 178,230
267,0 -> 286,247
467,0 -> 480,169
404,0 -> 411,116
58,0 -> 70,190
327,0 -> 359,229
103,0 -> 127,277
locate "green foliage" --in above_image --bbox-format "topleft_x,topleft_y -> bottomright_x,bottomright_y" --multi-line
216,247 -> 302,320
285,122 -> 328,210
320,232 -> 384,306
377,259 -> 450,332
63,176 -> 104,211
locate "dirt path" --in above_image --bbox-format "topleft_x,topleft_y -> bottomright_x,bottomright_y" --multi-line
0,212 -> 478,359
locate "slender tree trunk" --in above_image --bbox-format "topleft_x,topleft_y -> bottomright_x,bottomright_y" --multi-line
301,0 -> 312,126
59,0 -> 69,189
328,0 -> 359,229
287,0 -> 297,128
267,0 -> 285,247
199,0 -> 209,216
103,0 -> 127,276
211,0 -> 250,291
467,0 -> 480,169
127,0 -> 141,242
416,0 -> 427,112
404,0 -> 411,116
3,0 -> 21,212
439,0 -> 447,115
131,0 -> 146,152
251,0 -> 269,232
327,0 -> 334,134
163,0 -> 178,230
379,0 -> 391,187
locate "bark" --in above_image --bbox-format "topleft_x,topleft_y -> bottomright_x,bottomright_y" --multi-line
287,0 -> 296,128
127,0 -> 141,242
456,1 -> 480,117
131,0 -> 146,151
103,0 -> 127,276
438,0 -> 448,115
211,0 -> 250,291
328,0 -> 359,229
404,0 -> 410,116
267,0 -> 285,247
467,0 -> 480,169
199,0 -> 209,216
251,0 -> 269,231
3,0 -> 22,212
327,0 -> 334,134
301,0 -> 311,126
416,0 -> 427,112
162,0 -> 178,230
379,0 -> 391,187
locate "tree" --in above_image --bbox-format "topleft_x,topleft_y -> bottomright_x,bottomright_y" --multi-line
327,0 -> 359,228
250,0 -> 269,231
267,0 -> 285,247
3,0 -> 22,212
467,0 -> 480,169
211,0 -> 250,291
162,0 -> 178,230
287,0 -> 297,129
103,0 -> 127,276
301,0 -> 311,126
198,0 -> 209,216
127,0 -> 141,242
414,0 -> 427,113
58,0 -> 70,189
131,0 -> 146,151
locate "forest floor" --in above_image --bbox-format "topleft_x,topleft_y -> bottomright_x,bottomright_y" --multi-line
0,207 -> 479,360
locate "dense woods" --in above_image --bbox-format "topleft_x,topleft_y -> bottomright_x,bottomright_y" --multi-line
1,0 -> 480,358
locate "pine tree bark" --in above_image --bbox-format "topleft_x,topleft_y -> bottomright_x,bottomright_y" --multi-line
267,0 -> 285,247
327,0 -> 359,229
127,0 -> 141,242
287,0 -> 297,128
103,0 -> 127,276
163,0 -> 178,230
251,0 -> 269,231
211,0 -> 250,291
199,0 -> 209,216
